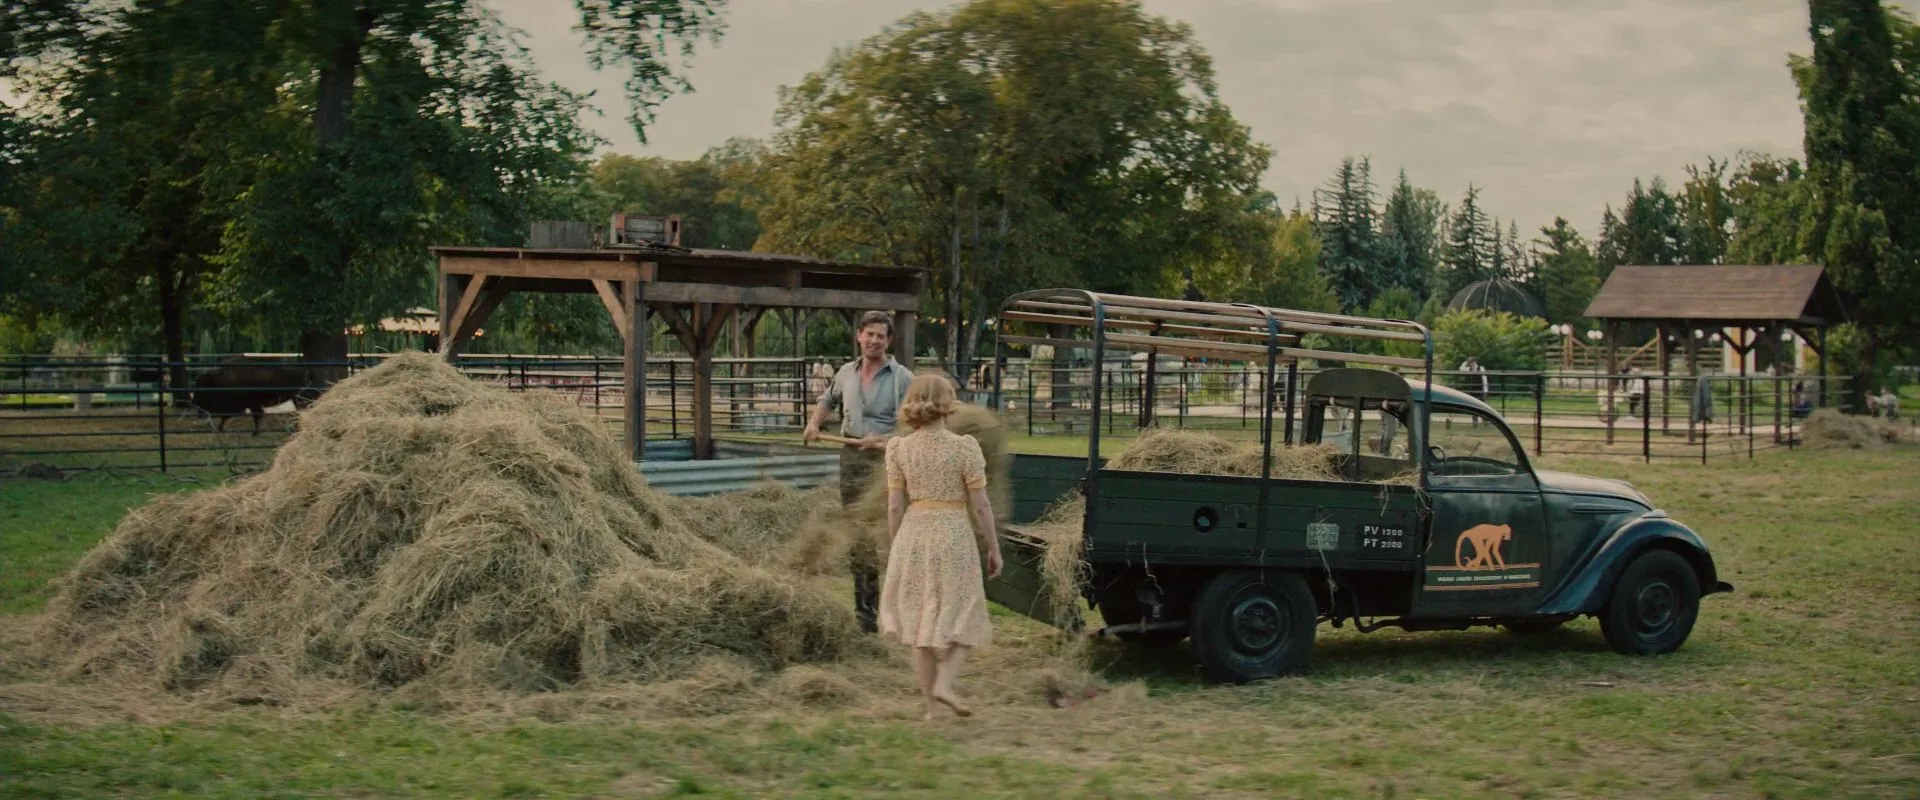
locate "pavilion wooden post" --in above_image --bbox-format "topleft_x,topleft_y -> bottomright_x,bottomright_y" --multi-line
895,310 -> 917,368
1604,321 -> 1619,445
1659,328 -> 1672,436
1684,328 -> 1701,444
437,275 -> 510,359
1816,325 -> 1829,409
1770,323 -> 1785,443
624,277 -> 646,460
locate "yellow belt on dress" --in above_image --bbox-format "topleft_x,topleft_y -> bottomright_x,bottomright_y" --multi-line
908,499 -> 967,510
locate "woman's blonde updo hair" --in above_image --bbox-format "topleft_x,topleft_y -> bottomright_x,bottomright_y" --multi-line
899,372 -> 959,428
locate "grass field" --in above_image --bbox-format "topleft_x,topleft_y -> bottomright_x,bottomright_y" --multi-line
1,443 -> 1917,798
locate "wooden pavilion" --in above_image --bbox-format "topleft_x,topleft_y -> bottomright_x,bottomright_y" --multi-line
429,241 -> 926,460
1584,264 -> 1848,438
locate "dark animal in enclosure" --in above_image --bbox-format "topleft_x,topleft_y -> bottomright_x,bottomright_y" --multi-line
186,360 -> 330,434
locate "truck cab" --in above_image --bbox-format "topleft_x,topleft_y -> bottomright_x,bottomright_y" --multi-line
985,290 -> 1734,684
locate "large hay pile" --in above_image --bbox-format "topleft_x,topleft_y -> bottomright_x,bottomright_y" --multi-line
30,353 -> 867,701
1803,408 -> 1914,449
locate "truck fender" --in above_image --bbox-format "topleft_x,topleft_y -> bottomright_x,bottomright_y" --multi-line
1534,515 -> 1733,616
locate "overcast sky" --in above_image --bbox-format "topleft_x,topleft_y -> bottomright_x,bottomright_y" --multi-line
489,0 -> 1917,243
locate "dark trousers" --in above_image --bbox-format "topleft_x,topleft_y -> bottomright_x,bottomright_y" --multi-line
840,445 -> 885,633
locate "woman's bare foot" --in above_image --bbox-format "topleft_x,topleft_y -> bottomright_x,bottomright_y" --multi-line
933,691 -> 972,717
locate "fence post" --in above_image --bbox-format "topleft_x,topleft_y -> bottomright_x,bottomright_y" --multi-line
1641,376 -> 1651,463
1026,379 -> 1034,438
157,365 -> 169,473
1534,372 -> 1544,456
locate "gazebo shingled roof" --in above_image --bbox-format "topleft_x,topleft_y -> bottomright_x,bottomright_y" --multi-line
1584,264 -> 1847,326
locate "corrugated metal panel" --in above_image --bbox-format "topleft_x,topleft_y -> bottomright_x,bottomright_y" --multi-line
638,452 -> 841,496
641,439 -> 695,461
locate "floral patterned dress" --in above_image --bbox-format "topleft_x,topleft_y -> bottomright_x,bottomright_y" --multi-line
877,428 -> 994,649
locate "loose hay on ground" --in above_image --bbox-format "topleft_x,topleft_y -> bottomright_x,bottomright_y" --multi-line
1802,408 -> 1914,449
28,352 -> 869,706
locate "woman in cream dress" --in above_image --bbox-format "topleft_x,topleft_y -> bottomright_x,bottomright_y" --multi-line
878,373 -> 1004,719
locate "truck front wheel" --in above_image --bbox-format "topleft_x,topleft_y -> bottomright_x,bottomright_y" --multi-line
1189,570 -> 1316,684
1599,548 -> 1701,655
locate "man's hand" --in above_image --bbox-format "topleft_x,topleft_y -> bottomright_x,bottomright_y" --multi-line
802,423 -> 821,442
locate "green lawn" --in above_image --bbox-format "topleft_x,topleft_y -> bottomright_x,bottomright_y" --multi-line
1,445 -> 1917,798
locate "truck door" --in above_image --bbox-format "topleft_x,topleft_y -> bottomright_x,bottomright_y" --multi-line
1411,406 -> 1552,617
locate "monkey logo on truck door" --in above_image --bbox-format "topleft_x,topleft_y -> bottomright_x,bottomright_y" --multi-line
1453,523 -> 1511,569
1424,523 -> 1539,591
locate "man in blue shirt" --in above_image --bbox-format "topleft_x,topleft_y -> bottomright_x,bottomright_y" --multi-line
804,310 -> 912,632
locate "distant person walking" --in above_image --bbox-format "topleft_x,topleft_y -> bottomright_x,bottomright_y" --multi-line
877,372 -> 1003,720
804,310 -> 913,633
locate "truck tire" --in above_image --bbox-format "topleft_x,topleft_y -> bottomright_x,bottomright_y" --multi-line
1188,570 -> 1316,684
1599,548 -> 1701,655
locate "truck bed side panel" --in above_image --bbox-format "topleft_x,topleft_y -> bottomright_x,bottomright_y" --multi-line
1086,470 -> 1423,570
1007,454 -> 1096,524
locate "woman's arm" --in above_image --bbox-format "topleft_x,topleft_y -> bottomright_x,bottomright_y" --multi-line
967,486 -> 1003,578
887,486 -> 906,540
885,440 -> 906,539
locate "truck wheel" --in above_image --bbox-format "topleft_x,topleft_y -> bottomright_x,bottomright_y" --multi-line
1599,549 -> 1701,655
1188,570 -> 1316,684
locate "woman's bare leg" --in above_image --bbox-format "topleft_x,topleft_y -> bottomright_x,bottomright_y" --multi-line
933,645 -> 972,716
913,647 -> 939,719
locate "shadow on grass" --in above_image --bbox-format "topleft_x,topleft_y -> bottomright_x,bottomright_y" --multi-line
1082,619 -> 1738,695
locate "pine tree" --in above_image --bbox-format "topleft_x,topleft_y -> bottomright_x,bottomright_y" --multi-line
1311,156 -> 1385,311
1379,169 -> 1442,301
1533,217 -> 1600,328
1438,184 -> 1493,299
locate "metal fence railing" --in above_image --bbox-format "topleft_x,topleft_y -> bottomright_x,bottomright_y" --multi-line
0,353 -> 826,473
1,353 -> 1909,473
987,361 -> 1903,464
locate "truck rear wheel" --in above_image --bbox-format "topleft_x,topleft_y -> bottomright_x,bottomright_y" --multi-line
1599,548 -> 1701,655
1189,570 -> 1316,684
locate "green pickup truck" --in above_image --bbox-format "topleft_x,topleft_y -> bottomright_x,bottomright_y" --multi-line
985,289 -> 1734,684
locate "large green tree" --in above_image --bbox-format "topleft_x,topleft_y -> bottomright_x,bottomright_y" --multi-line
753,0 -> 1270,370
4,0 -> 723,367
1800,0 -> 1920,402
1723,151 -> 1814,265
214,0 -> 720,367
1,0 -> 284,388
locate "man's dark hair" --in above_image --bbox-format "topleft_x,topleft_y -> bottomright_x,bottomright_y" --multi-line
857,310 -> 894,336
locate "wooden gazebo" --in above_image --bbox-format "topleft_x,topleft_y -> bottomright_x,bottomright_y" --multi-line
430,243 -> 926,460
1585,264 -> 1848,437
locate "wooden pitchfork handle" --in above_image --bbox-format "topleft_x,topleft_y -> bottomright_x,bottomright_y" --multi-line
805,433 -> 866,447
